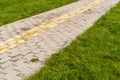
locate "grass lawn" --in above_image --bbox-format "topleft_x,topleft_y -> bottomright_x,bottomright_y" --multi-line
0,0 -> 78,26
27,2 -> 120,80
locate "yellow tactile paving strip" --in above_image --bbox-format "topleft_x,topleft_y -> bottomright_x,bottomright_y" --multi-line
0,0 -> 103,54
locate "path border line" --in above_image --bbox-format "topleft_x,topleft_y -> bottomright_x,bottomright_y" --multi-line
0,0 -> 103,54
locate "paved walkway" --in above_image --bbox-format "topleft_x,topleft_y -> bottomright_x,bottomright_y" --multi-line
0,0 -> 119,80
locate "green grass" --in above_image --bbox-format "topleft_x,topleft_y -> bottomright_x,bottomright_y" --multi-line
27,2 -> 120,80
0,0 -> 78,26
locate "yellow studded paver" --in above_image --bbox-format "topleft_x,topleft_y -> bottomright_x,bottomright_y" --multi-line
0,0 -> 103,54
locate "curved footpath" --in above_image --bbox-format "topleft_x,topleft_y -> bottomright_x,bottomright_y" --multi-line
0,0 -> 120,80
